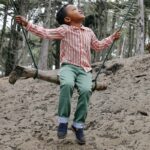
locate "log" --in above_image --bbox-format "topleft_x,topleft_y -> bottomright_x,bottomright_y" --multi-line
9,66 -> 107,91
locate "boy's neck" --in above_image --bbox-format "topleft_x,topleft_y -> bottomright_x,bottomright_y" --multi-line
70,22 -> 82,28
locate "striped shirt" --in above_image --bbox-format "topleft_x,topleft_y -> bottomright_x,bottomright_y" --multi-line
26,23 -> 115,72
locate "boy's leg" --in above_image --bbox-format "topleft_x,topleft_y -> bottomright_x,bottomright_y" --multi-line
73,69 -> 92,127
58,64 -> 76,123
57,64 -> 76,139
71,69 -> 92,144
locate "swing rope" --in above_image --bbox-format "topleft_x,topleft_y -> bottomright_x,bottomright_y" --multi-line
92,0 -> 135,91
9,0 -> 38,79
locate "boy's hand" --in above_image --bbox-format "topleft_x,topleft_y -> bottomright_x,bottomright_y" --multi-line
16,16 -> 28,27
112,31 -> 121,41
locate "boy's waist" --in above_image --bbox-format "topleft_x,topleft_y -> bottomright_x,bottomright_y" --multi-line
61,61 -> 92,73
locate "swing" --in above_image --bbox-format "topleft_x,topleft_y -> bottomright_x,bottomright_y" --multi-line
9,0 -> 135,91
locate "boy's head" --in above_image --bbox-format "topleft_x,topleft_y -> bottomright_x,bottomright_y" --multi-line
56,4 -> 85,25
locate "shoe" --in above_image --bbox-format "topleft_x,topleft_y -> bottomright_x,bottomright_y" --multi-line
57,123 -> 68,139
71,125 -> 86,145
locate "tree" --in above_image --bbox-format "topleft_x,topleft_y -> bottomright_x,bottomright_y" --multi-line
68,0 -> 73,4
136,0 -> 145,54
38,0 -> 52,70
0,4 -> 8,65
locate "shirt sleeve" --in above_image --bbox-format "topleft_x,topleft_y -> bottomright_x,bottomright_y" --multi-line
90,30 -> 115,52
26,23 -> 67,40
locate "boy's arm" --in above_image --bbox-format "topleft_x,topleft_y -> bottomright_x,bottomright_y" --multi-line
90,30 -> 121,52
16,16 -> 67,40
26,23 -> 66,40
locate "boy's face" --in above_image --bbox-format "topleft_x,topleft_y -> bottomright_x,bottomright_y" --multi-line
64,5 -> 85,24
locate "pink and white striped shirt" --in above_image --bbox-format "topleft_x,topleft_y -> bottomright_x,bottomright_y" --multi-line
26,23 -> 115,72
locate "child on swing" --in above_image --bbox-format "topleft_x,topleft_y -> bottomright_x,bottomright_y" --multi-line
16,4 -> 121,145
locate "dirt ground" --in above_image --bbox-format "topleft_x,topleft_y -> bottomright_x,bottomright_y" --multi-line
1,54 -> 150,150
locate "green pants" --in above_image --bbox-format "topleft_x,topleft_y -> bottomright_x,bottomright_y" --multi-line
58,63 -> 92,125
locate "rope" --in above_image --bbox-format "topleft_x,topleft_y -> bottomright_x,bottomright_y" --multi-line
9,0 -> 38,79
92,0 -> 135,91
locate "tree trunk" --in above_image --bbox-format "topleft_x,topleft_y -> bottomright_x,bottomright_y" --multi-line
136,0 -> 145,54
5,16 -> 20,76
78,0 -> 81,8
120,35 -> 126,58
148,17 -> 150,41
52,40 -> 60,69
18,0 -> 30,66
111,0 -> 119,32
0,5 -> 8,66
68,0 -> 73,4
94,0 -> 107,62
128,24 -> 132,57
38,0 -> 51,70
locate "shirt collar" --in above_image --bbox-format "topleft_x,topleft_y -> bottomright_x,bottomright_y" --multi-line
71,25 -> 87,30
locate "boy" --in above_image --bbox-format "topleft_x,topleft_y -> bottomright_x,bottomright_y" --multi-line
16,4 -> 121,145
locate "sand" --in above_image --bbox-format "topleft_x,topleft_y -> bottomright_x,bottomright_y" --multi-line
1,54 -> 150,150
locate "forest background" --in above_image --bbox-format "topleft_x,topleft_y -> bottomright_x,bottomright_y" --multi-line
0,0 -> 149,76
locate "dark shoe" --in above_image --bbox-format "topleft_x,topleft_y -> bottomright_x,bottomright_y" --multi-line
57,123 -> 68,139
71,125 -> 86,145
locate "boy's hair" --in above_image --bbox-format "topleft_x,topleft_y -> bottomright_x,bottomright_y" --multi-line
56,4 -> 69,25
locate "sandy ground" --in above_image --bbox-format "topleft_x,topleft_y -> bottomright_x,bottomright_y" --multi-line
1,54 -> 150,150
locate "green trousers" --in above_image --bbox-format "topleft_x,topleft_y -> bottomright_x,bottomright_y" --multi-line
58,63 -> 92,125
